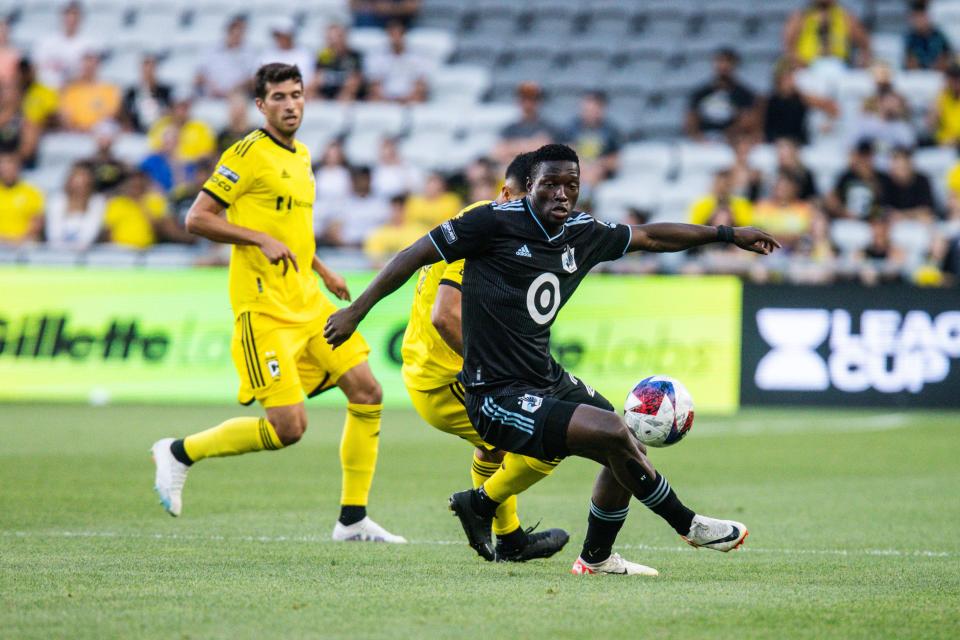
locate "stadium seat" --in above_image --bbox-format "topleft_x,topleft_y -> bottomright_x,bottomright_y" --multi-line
462,103 -> 520,134
890,220 -> 934,269
399,130 -> 457,171
619,142 -> 676,182
593,177 -> 662,223
677,142 -> 735,178
344,129 -> 386,166
349,103 -> 407,137
407,28 -> 456,64
429,65 -> 491,106
895,71 -> 944,113
299,102 -> 350,138
872,32 -> 905,69
38,133 -> 98,169
113,134 -> 152,166
408,104 -> 466,135
830,219 -> 872,258
348,28 -> 388,57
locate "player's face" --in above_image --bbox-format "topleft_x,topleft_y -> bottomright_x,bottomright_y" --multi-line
529,161 -> 580,226
257,79 -> 304,136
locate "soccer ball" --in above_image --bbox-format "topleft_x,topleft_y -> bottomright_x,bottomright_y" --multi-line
623,376 -> 695,448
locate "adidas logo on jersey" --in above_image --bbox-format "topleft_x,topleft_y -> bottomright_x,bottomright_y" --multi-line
281,169 -> 291,179
516,244 -> 532,257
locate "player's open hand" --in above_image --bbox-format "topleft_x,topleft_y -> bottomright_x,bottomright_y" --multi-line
324,306 -> 360,348
258,235 -> 299,275
733,227 -> 781,255
322,271 -> 351,301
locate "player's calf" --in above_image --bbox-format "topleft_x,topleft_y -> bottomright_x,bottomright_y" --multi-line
265,404 -> 308,445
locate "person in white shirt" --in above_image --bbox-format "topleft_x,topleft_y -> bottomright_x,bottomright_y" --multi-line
365,20 -> 429,103
195,14 -> 259,98
320,166 -> 389,247
34,1 -> 92,88
371,136 -> 422,198
259,17 -> 314,86
45,162 -> 106,251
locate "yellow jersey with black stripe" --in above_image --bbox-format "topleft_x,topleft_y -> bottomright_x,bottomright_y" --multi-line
400,200 -> 490,391
202,128 -> 321,323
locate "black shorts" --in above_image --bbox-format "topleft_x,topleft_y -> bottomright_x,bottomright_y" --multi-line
464,371 -> 615,460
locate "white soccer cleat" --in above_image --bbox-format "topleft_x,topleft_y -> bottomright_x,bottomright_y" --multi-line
683,514 -> 749,552
332,517 -> 407,543
151,438 -> 189,517
570,553 -> 659,576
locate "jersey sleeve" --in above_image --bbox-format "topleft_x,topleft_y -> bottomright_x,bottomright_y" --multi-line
201,145 -> 255,208
427,204 -> 496,263
590,218 -> 633,264
438,259 -> 465,290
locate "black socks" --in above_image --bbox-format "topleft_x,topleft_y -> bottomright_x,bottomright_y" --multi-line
339,505 -> 367,526
470,487 -> 500,518
581,501 -> 629,564
169,439 -> 193,466
627,461 -> 695,536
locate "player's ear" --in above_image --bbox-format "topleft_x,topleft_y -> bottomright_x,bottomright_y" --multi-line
254,97 -> 265,115
499,185 -> 510,201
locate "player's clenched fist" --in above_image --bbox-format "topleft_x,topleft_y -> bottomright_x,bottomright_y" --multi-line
732,227 -> 782,255
324,306 -> 360,348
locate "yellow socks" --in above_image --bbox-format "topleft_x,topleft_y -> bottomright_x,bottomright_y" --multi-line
471,454 -> 520,535
339,403 -> 382,507
182,417 -> 282,462
483,453 -> 557,526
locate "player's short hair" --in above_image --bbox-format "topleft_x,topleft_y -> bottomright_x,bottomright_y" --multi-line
254,63 -> 303,99
505,152 -> 534,187
528,144 -> 579,180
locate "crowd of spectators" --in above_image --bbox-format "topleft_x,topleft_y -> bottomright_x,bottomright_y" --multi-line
1,0 -> 960,285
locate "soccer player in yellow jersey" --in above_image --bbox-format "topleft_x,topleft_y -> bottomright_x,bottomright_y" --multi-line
401,153 -> 567,561
151,63 -> 404,543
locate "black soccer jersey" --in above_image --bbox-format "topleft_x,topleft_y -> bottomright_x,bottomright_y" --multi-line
428,197 -> 632,395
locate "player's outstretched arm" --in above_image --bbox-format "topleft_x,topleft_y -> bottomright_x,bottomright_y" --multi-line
324,235 -> 441,347
185,191 -> 299,274
627,223 -> 781,255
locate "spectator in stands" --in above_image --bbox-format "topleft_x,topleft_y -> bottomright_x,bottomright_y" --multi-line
774,137 -> 818,201
103,170 -> 194,249
261,17 -> 315,87
495,82 -> 557,163
762,61 -> 838,146
0,76 -> 24,157
730,137 -> 764,202
319,165 -> 389,247
59,49 -> 121,132
121,54 -> 172,133
0,19 -> 21,87
947,156 -> 960,221
826,140 -> 892,219
195,14 -> 258,99
685,48 -> 757,143
784,0 -> 872,69
363,194 -> 423,265
853,63 -> 914,154
314,139 -> 353,225
15,59 -> 56,168
884,146 -> 936,221
140,125 -> 178,193
148,89 -> 216,170
85,120 -> 127,193
313,23 -> 365,101
44,161 -> 104,251
563,91 -> 621,188
0,152 -> 44,245
34,0 -> 91,88
689,169 -> 753,228
372,136 -> 421,199
403,172 -> 461,230
351,0 -> 421,29
751,172 -> 819,252
942,233 -> 960,279
905,0 -> 953,72
928,63 -> 960,146
366,21 -> 429,103
463,156 -> 497,203
216,92 -> 252,153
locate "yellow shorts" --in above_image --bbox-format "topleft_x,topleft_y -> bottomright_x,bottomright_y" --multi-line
232,306 -> 370,408
406,380 -> 493,451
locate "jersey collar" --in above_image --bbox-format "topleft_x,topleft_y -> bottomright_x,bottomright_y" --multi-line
258,127 -> 297,153
524,196 -> 565,242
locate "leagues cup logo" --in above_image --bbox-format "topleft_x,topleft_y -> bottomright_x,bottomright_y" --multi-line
561,246 -> 577,273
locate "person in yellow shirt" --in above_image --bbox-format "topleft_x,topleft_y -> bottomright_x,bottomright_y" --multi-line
403,172 -> 462,230
58,50 -> 120,131
784,0 -> 872,67
930,63 -> 960,146
689,169 -> 753,227
0,152 -> 44,243
103,170 -> 194,249
147,91 -> 216,164
751,172 -> 817,252
947,159 -> 960,221
363,194 -> 424,265
399,152 -> 569,562
150,63 -> 404,543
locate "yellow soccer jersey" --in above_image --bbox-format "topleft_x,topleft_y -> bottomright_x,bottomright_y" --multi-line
203,128 -> 322,323
400,200 -> 490,391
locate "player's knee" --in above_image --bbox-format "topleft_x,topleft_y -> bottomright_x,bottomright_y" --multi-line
593,414 -> 635,457
349,378 -> 382,405
475,447 -> 504,464
272,415 -> 308,446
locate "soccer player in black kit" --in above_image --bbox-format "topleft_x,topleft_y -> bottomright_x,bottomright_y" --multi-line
326,144 -> 780,575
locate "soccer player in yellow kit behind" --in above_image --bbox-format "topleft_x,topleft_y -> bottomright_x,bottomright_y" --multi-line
151,63 -> 404,543
401,153 -> 567,561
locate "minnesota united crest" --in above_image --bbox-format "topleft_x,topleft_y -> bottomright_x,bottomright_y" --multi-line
561,245 -> 577,273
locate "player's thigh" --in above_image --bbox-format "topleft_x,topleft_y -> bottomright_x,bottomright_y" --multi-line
230,312 -> 306,408
298,312 -> 371,399
556,371 -> 615,412
464,391 -> 576,460
407,382 -> 491,450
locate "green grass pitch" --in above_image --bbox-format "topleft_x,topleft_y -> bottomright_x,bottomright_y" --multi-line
2,403 -> 959,639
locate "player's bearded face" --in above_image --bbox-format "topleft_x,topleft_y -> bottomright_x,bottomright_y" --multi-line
259,79 -> 305,135
529,161 -> 580,225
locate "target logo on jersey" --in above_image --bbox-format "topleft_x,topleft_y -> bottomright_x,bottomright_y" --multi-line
623,375 -> 695,448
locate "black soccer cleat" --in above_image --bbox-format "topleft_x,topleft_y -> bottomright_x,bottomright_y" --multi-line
496,526 -> 570,563
448,489 -> 495,561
